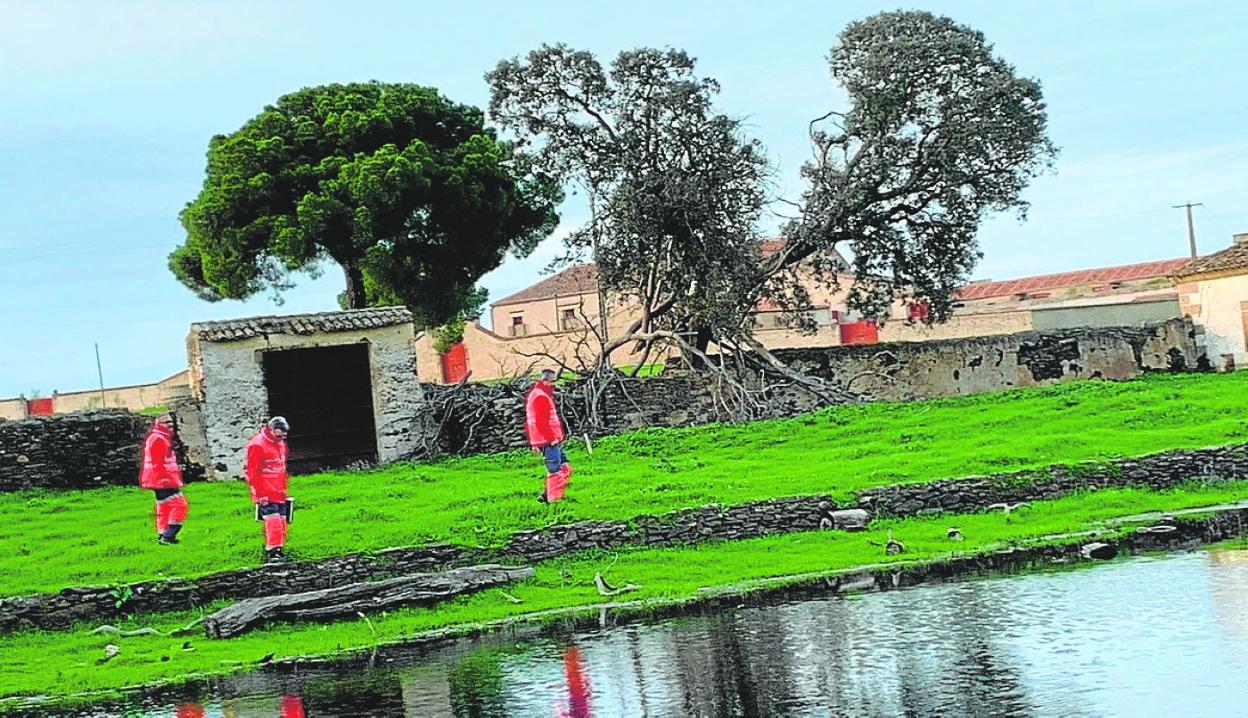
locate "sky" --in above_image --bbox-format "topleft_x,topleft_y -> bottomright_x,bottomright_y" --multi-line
0,0 -> 1245,398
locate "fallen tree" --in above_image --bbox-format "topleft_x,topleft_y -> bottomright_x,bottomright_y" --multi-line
204,564 -> 534,639
484,16 -> 1057,430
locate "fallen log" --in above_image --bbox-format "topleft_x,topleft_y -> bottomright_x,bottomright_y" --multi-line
204,564 -> 534,639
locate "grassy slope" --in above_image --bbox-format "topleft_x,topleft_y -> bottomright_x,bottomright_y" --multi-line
2,483 -> 1246,701
1,372 -> 1246,597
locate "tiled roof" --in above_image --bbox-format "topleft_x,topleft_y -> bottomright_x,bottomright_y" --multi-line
492,264 -> 599,308
493,240 -> 847,308
192,306 -> 413,342
1173,240 -> 1248,280
955,258 -> 1192,301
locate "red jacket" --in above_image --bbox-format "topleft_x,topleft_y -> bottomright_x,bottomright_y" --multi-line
245,427 -> 288,503
525,381 -> 564,447
138,422 -> 183,489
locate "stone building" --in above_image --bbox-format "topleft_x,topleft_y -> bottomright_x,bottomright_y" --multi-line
187,307 -> 429,478
1174,233 -> 1248,371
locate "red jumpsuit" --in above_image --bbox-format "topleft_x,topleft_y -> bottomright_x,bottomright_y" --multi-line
139,422 -> 187,536
245,426 -> 289,549
525,381 -> 572,501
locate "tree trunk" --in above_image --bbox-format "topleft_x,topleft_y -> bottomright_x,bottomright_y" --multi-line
203,564 -> 533,639
341,261 -> 366,309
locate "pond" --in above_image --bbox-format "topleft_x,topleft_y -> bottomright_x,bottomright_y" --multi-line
61,547 -> 1248,717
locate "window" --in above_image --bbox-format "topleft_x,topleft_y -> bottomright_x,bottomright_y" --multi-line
559,307 -> 582,331
510,314 -> 527,337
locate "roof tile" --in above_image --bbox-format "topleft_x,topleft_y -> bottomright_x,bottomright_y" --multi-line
1173,241 -> 1248,279
192,306 -> 413,343
956,258 -> 1192,301
492,264 -> 600,307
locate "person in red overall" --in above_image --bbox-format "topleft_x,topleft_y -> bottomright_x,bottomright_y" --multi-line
139,413 -> 187,544
246,416 -> 291,563
525,369 -> 572,503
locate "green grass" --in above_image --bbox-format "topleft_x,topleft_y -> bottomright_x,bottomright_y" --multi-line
1,372 -> 1246,598
616,362 -> 666,377
2,482 -> 1245,702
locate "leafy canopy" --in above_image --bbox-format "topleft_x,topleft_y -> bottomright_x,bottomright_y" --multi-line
172,82 -> 560,327
785,10 -> 1058,321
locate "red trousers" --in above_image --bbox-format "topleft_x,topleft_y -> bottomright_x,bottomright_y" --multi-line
154,492 -> 188,533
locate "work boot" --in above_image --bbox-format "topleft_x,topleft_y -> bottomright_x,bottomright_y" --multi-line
157,534 -> 179,545
265,547 -> 291,564
538,491 -> 549,504
159,524 -> 182,545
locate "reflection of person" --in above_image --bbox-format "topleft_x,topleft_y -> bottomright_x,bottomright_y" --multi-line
525,369 -> 572,503
174,702 -> 204,718
139,413 -> 187,545
246,416 -> 291,564
560,645 -> 592,718
281,695 -> 306,718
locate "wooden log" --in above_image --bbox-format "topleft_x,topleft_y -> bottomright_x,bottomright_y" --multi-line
204,564 -> 533,639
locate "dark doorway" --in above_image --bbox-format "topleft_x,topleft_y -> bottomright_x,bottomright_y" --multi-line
262,343 -> 378,474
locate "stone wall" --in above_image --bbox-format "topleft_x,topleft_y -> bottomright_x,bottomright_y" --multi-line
774,317 -> 1202,402
857,443 -> 1248,516
0,410 -> 206,494
0,411 -> 147,492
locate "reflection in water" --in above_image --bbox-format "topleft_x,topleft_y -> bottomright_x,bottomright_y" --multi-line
172,695 -> 305,718
60,550 -> 1248,717
559,646 -> 592,718
1208,546 -> 1248,647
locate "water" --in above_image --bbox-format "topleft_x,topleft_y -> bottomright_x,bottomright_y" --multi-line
57,549 -> 1248,717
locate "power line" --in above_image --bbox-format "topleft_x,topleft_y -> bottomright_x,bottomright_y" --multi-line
1024,206 -> 1172,223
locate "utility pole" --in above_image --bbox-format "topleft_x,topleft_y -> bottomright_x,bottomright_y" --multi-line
1173,202 -> 1203,258
94,343 -> 106,407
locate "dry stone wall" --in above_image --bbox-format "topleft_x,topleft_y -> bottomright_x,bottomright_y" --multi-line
0,411 -> 149,492
772,318 -> 1202,402
0,409 -> 204,493
857,444 -> 1248,516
